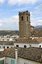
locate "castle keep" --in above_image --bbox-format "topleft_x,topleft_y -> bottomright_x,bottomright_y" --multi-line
19,11 -> 31,38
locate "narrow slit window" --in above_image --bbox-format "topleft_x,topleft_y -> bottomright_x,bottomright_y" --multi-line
21,16 -> 23,21
27,16 -> 28,21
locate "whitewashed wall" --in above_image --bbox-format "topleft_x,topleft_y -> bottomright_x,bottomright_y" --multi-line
14,43 -> 30,48
5,57 -> 16,64
0,43 -> 42,49
39,43 -> 42,47
14,43 -> 40,48
0,45 -> 14,49
0,57 -> 5,64
31,44 -> 39,47
0,57 -> 41,64
17,58 -> 41,64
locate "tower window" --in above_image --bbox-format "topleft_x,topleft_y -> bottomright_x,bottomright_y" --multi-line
24,45 -> 27,48
27,16 -> 28,21
21,16 -> 23,21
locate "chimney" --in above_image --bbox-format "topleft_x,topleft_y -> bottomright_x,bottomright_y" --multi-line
15,49 -> 18,64
15,49 -> 18,60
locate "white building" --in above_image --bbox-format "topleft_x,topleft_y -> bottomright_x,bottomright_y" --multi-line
0,41 -> 14,49
0,35 -> 19,41
14,37 -> 42,48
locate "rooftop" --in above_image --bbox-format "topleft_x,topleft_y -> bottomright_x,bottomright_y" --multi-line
0,41 -> 14,45
0,47 -> 42,63
14,38 -> 39,44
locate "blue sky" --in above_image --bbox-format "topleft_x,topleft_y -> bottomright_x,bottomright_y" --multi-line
0,0 -> 42,30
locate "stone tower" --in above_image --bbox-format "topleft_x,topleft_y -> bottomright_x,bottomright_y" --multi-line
19,11 -> 30,38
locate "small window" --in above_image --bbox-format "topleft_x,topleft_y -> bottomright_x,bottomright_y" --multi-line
3,46 -> 5,48
24,45 -> 27,48
21,16 -> 23,21
7,46 -> 9,48
39,45 -> 41,48
16,45 -> 19,47
27,16 -> 28,21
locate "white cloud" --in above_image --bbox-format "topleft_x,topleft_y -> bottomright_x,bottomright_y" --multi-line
18,0 -> 37,4
34,4 -> 42,11
8,0 -> 18,5
0,15 -> 19,30
31,16 -> 42,26
0,23 -> 3,26
31,19 -> 42,26
0,19 -> 4,26
0,0 -> 5,4
31,3 -> 42,17
30,11 -> 42,26
0,15 -> 19,27
30,3 -> 42,26
8,0 -> 38,5
9,15 -> 19,23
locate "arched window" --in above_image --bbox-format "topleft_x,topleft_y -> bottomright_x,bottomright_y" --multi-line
7,46 -> 9,48
39,45 -> 41,48
27,16 -> 28,21
3,46 -> 5,48
21,16 -> 23,21
24,45 -> 27,48
16,45 -> 19,47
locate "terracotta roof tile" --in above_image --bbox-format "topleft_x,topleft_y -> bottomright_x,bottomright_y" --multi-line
0,41 -> 14,45
14,38 -> 39,44
0,47 -> 42,63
